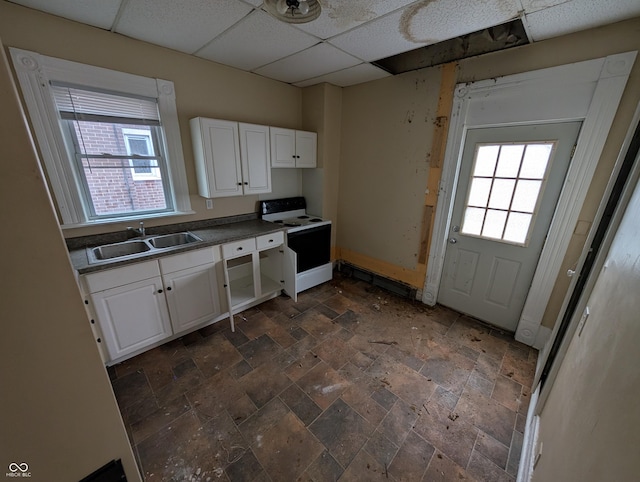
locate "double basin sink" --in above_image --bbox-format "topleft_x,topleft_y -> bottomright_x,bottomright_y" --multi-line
87,232 -> 202,264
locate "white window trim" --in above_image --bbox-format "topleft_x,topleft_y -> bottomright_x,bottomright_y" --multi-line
9,47 -> 192,227
122,128 -> 162,181
422,51 -> 636,349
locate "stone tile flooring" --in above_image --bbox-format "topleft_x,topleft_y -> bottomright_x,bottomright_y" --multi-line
109,272 -> 537,481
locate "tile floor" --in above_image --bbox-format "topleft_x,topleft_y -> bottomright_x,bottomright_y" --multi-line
109,272 -> 537,481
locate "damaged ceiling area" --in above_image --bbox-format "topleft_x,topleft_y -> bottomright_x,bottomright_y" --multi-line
373,19 -> 529,74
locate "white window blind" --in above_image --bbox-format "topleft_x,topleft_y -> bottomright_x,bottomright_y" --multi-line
51,83 -> 160,125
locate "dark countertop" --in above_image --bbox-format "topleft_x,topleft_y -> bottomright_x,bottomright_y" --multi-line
69,218 -> 285,275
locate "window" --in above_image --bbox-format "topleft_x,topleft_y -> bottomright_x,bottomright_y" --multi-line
10,48 -> 192,227
461,141 -> 556,245
122,129 -> 161,180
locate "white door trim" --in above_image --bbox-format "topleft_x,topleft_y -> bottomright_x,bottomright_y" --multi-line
422,52 -> 636,346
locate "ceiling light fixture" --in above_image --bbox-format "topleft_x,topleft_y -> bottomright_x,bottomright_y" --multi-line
263,0 -> 321,24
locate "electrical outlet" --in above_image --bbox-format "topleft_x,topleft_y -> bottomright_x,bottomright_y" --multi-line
206,199 -> 213,209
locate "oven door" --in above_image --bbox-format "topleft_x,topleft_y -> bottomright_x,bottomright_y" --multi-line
286,224 -> 331,273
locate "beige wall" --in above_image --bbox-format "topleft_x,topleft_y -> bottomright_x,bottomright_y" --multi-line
338,17 -> 640,329
301,83 -> 342,251
339,68 -> 440,270
532,175 -> 640,481
0,38 -> 141,482
0,0 -> 301,238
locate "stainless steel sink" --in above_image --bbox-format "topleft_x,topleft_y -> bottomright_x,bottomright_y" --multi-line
148,232 -> 201,249
86,231 -> 203,264
90,240 -> 151,261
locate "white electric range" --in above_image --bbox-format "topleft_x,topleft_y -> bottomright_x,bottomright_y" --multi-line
259,197 -> 332,298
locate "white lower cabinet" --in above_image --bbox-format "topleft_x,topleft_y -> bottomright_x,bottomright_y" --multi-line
83,262 -> 172,362
222,231 -> 285,331
160,247 -> 223,334
81,236 -> 289,363
81,246 -> 223,364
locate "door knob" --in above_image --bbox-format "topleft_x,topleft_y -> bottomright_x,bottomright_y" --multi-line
452,225 -> 460,232
449,238 -> 457,244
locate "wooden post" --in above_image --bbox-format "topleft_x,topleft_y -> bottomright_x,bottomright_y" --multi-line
417,62 -> 457,278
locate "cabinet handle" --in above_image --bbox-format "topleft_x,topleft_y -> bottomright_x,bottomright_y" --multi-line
237,182 -> 242,186
224,284 -> 228,288
237,246 -> 243,251
166,286 -> 172,291
244,182 -> 248,185
157,289 -> 163,293
269,239 -> 273,243
96,338 -> 101,343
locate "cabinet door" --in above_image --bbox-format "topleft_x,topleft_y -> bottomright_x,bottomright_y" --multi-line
283,246 -> 298,302
164,263 -> 221,333
239,123 -> 272,195
259,246 -> 283,297
192,118 -> 243,197
90,276 -> 172,361
270,127 -> 296,168
295,130 -> 317,168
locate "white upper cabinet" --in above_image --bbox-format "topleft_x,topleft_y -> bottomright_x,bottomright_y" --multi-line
270,127 -> 317,168
239,123 -> 272,195
190,117 -> 271,198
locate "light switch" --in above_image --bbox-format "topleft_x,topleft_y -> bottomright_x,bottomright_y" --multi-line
577,306 -> 590,336
206,199 -> 214,209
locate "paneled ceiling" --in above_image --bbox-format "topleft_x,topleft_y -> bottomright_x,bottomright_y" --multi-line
7,0 -> 640,87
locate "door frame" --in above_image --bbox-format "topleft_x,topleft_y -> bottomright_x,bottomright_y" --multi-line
422,51 -> 636,347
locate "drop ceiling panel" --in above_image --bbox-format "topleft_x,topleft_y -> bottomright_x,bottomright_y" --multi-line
8,0 -> 122,30
294,63 -> 391,87
294,0 -> 416,40
114,0 -> 252,54
525,0 -> 640,40
519,0 -> 571,15
254,42 -> 361,84
197,10 -> 319,71
328,9 -> 423,62
402,0 -> 521,44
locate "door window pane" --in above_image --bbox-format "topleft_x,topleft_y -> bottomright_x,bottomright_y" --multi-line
461,139 -> 556,246
488,179 -> 515,210
512,180 -> 542,212
504,212 -> 532,244
474,145 -> 500,176
495,144 -> 524,177
468,178 -> 492,207
482,209 -> 507,239
462,207 -> 485,235
520,144 -> 552,179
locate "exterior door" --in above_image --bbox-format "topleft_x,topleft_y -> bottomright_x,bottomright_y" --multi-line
438,122 -> 581,331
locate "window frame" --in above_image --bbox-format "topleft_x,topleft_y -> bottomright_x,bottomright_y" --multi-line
9,47 -> 192,228
459,140 -> 557,247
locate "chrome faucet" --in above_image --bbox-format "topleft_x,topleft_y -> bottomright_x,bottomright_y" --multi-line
127,221 -> 145,238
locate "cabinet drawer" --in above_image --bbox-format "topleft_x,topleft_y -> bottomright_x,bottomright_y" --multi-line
222,238 -> 256,258
81,260 -> 160,293
159,246 -> 216,274
257,231 -> 284,250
